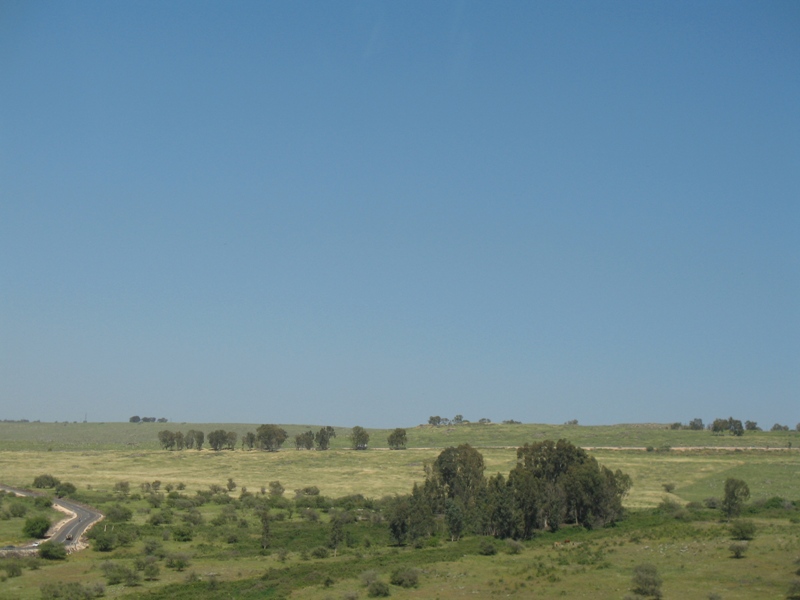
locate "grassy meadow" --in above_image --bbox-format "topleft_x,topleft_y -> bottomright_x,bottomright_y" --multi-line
1,420 -> 798,451
1,421 -> 799,599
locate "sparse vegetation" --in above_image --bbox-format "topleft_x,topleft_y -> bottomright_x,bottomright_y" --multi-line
0,421 -> 798,599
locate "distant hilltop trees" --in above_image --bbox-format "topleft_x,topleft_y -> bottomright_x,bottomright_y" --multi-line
130,416 -> 168,423
428,415 -> 492,426
668,418 -> 800,435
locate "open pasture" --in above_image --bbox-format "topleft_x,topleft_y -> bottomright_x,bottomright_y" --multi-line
2,423 -> 800,600
1,447 -> 799,510
1,420 -> 798,451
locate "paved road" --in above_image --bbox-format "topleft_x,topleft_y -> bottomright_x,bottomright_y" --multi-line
0,484 -> 103,550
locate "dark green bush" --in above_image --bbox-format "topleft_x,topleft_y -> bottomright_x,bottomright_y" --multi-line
729,542 -> 748,559
730,519 -> 756,540
368,580 -> 391,597
23,515 -> 51,538
390,567 -> 419,587
38,541 -> 67,560
33,475 -> 61,489
478,539 -> 497,555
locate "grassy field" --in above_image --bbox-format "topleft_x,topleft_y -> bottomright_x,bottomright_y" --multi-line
1,422 -> 799,599
1,420 -> 798,451
1,447 -> 799,510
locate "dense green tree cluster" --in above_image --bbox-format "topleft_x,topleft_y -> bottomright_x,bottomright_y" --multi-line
157,426 -> 341,452
710,417 -> 744,436
207,430 -> 237,451
387,439 -> 631,544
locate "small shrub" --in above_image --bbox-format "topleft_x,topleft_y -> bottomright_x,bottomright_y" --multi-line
631,563 -> 662,598
9,503 -> 27,518
704,497 -> 720,509
361,570 -> 379,587
311,546 -> 330,559
478,539 -> 498,555
730,519 -> 757,540
662,483 -> 676,493
787,580 -> 800,600
367,580 -> 391,597
729,542 -> 748,559
166,553 -> 191,571
3,560 -> 22,577
40,581 -> 104,599
505,539 -> 524,554
101,561 -> 139,585
390,567 -> 419,588
34,496 -> 53,509
142,539 -> 164,557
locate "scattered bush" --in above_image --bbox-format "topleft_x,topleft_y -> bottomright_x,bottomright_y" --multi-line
34,496 -> 53,509
101,561 -> 140,586
40,581 -> 105,599
367,580 -> 391,597
166,553 -> 191,571
310,546 -> 330,559
143,561 -> 160,581
505,539 -> 525,554
390,567 -> 419,588
9,503 -> 27,518
478,539 -> 497,555
361,570 -> 380,587
631,563 -> 662,598
662,483 -> 676,493
106,504 -> 133,523
730,519 -> 757,540
2,559 -> 22,577
729,542 -> 748,559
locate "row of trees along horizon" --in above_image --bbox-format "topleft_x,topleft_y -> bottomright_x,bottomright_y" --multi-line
670,417 -> 800,435
158,425 -> 409,452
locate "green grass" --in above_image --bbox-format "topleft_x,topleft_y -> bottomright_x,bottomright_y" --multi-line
1,421 -> 798,452
1,422 -> 800,599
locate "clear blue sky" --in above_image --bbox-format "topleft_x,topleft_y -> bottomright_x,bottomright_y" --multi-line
1,1 -> 798,428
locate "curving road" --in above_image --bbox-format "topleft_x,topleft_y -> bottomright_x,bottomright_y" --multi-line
0,484 -> 103,551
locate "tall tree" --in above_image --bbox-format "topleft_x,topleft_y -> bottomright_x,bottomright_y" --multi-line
256,424 -> 288,452
722,478 -> 750,519
349,426 -> 369,450
208,430 -> 228,451
157,430 -> 176,450
315,426 -> 336,450
242,431 -> 256,450
387,428 -> 407,450
295,430 -> 315,450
